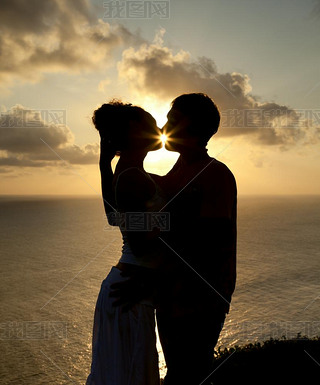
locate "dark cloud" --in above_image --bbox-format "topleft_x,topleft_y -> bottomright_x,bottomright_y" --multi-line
0,0 -> 62,34
0,105 -> 99,167
118,30 -> 320,147
0,0 -> 142,84
118,31 -> 255,110
312,0 -> 320,16
0,157 -> 49,168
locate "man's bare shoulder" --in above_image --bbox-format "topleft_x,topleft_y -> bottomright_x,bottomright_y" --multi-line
202,157 -> 235,180
198,157 -> 237,217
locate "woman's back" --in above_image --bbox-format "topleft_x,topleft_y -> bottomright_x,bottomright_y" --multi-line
114,167 -> 166,269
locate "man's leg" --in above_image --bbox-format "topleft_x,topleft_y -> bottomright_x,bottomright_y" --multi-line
157,309 -> 225,385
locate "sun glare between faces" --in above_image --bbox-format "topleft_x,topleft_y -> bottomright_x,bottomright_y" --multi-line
160,134 -> 167,147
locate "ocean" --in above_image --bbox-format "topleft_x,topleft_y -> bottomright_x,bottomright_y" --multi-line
0,195 -> 320,384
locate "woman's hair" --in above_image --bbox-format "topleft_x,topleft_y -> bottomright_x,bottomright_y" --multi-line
92,100 -> 147,151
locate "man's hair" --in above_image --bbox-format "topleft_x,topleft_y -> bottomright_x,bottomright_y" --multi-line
171,93 -> 220,145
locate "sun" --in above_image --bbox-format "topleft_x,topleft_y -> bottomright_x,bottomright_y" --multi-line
144,133 -> 179,176
160,134 -> 167,146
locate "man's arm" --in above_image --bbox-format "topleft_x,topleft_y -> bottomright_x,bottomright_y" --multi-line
189,216 -> 236,291
177,164 -> 237,312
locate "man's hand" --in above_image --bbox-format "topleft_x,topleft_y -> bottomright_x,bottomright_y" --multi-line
110,267 -> 158,311
110,275 -> 147,311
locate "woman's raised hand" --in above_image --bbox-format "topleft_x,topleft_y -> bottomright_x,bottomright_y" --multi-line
100,137 -> 118,162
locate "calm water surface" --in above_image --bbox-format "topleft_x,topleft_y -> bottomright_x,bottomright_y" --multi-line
1,195 -> 320,384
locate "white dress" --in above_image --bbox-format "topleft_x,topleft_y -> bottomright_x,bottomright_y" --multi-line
85,267 -> 159,385
86,169 -> 165,385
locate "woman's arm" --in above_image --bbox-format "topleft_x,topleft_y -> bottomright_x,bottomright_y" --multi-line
99,138 -> 118,225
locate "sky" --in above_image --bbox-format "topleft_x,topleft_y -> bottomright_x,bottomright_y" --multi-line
1,0 -> 320,195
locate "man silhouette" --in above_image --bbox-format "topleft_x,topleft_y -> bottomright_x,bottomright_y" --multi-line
156,93 -> 237,385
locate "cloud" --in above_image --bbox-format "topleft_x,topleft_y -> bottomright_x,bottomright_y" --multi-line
118,29 -> 255,109
0,0 -> 142,85
312,0 -> 320,17
0,105 -> 99,167
118,29 -> 320,148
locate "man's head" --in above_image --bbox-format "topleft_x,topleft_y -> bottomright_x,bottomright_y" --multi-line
163,93 -> 220,152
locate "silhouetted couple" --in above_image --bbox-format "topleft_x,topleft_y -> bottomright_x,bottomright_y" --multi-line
86,93 -> 237,385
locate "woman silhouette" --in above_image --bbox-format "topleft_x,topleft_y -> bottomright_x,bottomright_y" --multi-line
86,101 -> 165,385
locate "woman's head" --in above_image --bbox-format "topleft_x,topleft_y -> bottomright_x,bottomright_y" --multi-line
92,100 -> 161,153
